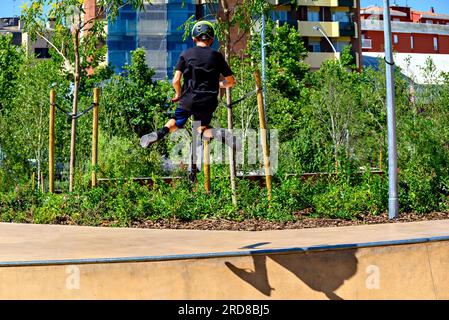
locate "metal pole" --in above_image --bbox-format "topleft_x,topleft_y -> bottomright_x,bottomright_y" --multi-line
315,26 -> 338,55
49,90 -> 55,193
261,12 -> 267,118
91,88 -> 100,188
314,26 -> 340,65
383,0 -> 399,219
255,70 -> 272,202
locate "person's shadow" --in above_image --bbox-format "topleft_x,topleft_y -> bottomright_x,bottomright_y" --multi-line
225,247 -> 358,300
225,255 -> 275,296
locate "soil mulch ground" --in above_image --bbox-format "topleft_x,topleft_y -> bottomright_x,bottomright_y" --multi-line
132,211 -> 449,231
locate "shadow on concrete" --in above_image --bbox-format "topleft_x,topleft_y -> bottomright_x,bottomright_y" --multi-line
239,242 -> 271,249
225,248 -> 358,300
225,255 -> 275,296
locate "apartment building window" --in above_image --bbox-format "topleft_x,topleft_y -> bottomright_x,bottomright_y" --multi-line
434,37 -> 438,51
426,20 -> 433,24
335,41 -> 351,52
320,7 -> 332,21
12,32 -> 22,46
34,48 -> 50,59
393,34 -> 398,44
308,41 -> 321,52
270,10 -> 288,22
362,38 -> 372,49
200,2 -> 218,18
332,11 -> 350,23
307,10 -> 319,22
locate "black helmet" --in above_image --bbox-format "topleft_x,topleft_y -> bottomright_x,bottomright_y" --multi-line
191,21 -> 215,41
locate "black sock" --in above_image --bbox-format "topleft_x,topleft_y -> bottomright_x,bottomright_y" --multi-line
156,126 -> 170,140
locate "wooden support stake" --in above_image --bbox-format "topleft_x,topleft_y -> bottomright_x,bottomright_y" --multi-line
254,70 -> 272,201
91,88 -> 100,188
379,149 -> 383,172
49,90 -> 55,193
223,40 -> 237,206
204,139 -> 211,194
31,172 -> 35,191
189,121 -> 198,183
40,172 -> 45,193
226,88 -> 238,206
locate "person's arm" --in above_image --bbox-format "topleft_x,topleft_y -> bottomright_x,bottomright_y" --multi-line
218,52 -> 236,89
172,53 -> 185,102
219,75 -> 236,89
172,70 -> 182,102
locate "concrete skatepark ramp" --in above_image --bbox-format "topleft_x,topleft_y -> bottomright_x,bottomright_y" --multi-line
0,220 -> 449,299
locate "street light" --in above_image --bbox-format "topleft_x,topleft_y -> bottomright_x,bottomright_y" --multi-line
261,12 -> 267,122
313,25 -> 338,56
382,0 -> 399,219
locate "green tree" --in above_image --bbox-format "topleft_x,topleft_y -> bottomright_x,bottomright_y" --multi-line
0,34 -> 25,111
21,0 -> 146,192
98,49 -> 171,179
0,58 -> 70,187
233,23 -> 309,145
302,57 -> 362,172
249,22 -> 309,100
101,48 -> 172,138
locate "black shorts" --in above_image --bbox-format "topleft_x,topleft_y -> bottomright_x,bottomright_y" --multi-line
173,107 -> 214,128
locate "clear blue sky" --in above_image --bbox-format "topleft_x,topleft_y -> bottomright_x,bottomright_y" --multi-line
0,0 -> 28,17
1,0 -> 449,17
361,0 -> 449,14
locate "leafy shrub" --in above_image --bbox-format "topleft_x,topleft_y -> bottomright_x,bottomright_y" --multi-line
312,174 -> 387,219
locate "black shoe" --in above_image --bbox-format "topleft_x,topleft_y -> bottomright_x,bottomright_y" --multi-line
140,132 -> 159,148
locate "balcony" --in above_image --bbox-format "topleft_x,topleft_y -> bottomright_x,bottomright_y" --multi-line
298,21 -> 340,37
295,0 -> 356,6
305,52 -> 341,69
268,0 -> 297,5
338,0 -> 356,7
339,22 -> 355,36
362,39 -> 372,49
361,19 -> 449,36
277,20 -> 299,28
297,0 -> 338,6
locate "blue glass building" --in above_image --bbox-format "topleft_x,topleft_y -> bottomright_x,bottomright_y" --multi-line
166,0 -> 197,77
107,0 -> 198,79
107,4 -> 138,74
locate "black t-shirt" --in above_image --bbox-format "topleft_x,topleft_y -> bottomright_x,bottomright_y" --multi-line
175,46 -> 233,112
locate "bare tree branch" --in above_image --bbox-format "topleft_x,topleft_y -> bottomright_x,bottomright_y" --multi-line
35,30 -> 70,66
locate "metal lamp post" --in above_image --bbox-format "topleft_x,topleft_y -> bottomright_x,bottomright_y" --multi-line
313,25 -> 338,57
261,8 -> 268,120
383,0 -> 399,219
